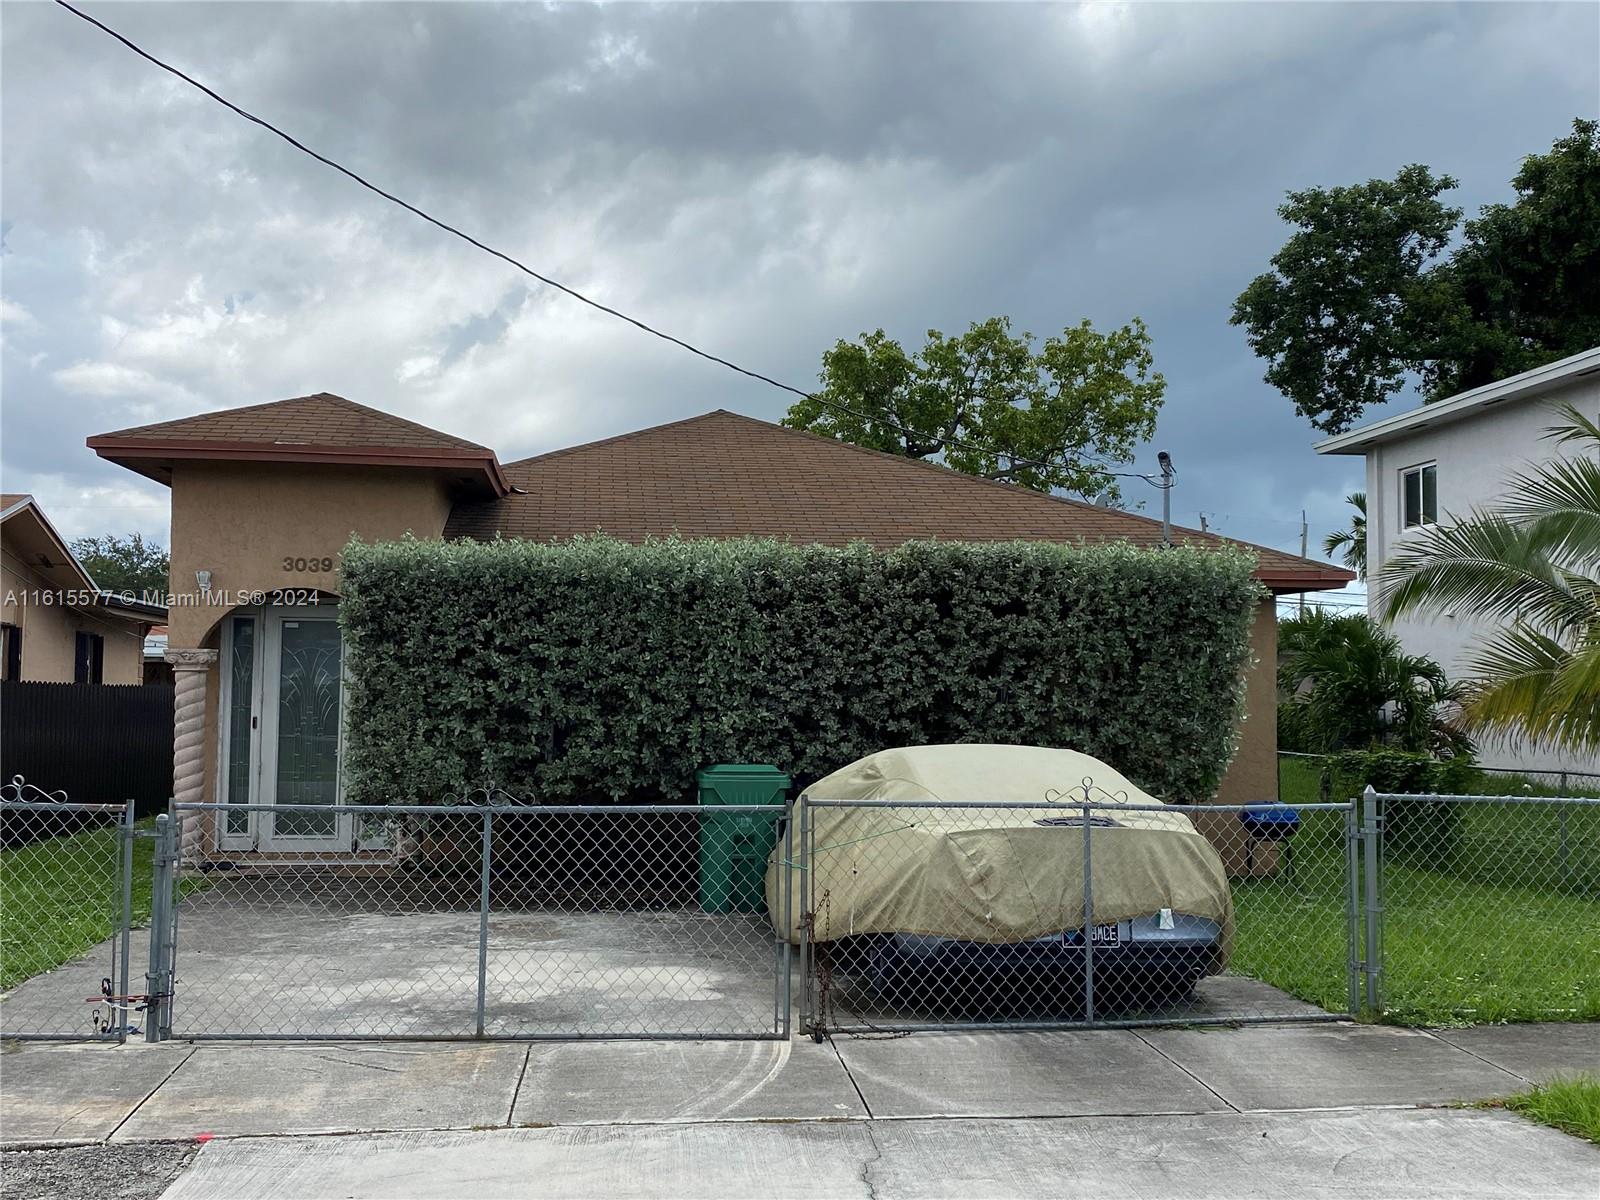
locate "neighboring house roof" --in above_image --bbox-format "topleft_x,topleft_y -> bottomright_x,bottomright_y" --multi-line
446,410 -> 1352,593
1315,345 -> 1600,456
2,492 -> 97,593
88,392 -> 511,497
0,494 -> 167,623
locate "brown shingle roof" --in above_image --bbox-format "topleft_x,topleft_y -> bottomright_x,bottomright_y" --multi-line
93,392 -> 488,451
445,411 -> 1353,592
89,393 -> 509,496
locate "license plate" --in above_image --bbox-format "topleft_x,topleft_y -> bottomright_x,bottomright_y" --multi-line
1062,923 -> 1120,947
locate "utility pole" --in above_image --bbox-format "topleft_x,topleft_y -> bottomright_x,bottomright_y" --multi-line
1158,452 -> 1175,546
1299,510 -> 1309,614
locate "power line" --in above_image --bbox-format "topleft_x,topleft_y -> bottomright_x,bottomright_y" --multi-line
52,0 -> 1155,491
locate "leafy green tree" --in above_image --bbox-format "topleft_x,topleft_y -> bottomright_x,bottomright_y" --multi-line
1231,166 -> 1460,434
1322,492 -> 1367,579
783,316 -> 1165,500
1277,608 -> 1466,754
1378,404 -> 1600,755
71,532 -> 169,597
1234,119 -> 1600,434
1424,121 -> 1600,400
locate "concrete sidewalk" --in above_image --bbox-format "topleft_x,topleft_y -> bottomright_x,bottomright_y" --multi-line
2,1023 -> 1597,1197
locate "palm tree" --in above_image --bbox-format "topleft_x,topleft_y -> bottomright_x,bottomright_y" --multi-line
1278,608 -> 1464,753
1322,493 -> 1367,579
1377,404 -> 1600,754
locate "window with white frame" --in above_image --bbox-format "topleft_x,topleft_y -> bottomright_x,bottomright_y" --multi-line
1401,463 -> 1437,529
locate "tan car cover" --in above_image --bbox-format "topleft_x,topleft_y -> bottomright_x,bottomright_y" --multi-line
766,744 -> 1233,962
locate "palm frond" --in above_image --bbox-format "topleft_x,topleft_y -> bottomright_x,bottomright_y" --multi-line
1543,401 -> 1600,450
1376,514 -> 1593,632
1499,453 -> 1600,569
1460,625 -> 1600,755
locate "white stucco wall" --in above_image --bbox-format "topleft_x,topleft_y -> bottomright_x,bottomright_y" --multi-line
1365,373 -> 1600,775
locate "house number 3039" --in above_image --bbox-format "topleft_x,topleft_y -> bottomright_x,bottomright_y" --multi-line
283,556 -> 336,573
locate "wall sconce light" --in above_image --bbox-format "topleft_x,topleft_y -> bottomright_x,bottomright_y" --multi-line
195,569 -> 213,593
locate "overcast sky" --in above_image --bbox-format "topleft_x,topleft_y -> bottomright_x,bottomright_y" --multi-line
3,2 -> 1596,601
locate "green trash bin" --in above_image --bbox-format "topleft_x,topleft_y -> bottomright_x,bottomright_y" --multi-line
697,764 -> 790,914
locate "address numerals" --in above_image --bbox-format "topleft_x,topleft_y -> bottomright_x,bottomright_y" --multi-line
283,556 -> 337,573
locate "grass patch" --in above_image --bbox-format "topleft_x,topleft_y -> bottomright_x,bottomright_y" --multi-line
1493,1074 -> 1600,1144
1229,766 -> 1600,1025
0,817 -> 199,991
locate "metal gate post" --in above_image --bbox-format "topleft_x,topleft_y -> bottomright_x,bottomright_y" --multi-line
145,813 -> 174,1044
780,800 -> 794,1039
798,798 -> 812,1039
1344,800 -> 1361,1017
1081,802 -> 1095,1025
1361,786 -> 1383,1015
475,810 -> 492,1038
118,802 -> 136,1044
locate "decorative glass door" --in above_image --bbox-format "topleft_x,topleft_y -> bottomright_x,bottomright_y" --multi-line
218,608 -> 349,852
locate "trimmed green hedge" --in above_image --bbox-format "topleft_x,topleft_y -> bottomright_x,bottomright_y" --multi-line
338,536 -> 1263,806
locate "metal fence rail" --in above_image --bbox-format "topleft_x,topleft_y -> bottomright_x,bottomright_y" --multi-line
153,801 -> 792,1041
0,792 -> 134,1041
799,798 -> 1358,1037
1280,751 -> 1600,800
1364,788 -> 1600,1025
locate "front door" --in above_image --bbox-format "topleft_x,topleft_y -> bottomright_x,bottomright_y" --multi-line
218,607 -> 349,852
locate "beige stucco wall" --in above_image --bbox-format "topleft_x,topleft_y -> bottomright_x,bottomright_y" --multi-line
1214,597 -> 1279,806
166,461 -> 455,647
164,461 -> 455,822
1197,597 -> 1281,875
1,547 -> 147,684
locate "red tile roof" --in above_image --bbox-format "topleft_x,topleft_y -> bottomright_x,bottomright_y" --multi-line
446,410 -> 1353,592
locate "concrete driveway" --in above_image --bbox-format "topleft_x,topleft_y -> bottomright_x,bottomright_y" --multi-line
2,873 -> 1321,1042
3,1023 -> 1597,1198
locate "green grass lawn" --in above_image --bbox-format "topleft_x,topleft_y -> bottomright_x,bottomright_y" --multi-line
0,816 -> 174,991
1493,1074 -> 1600,1144
1229,760 -> 1600,1026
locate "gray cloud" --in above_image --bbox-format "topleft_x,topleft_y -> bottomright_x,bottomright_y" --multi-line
2,1 -> 1595,575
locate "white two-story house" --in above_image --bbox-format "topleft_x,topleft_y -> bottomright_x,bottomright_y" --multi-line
1315,346 -> 1600,775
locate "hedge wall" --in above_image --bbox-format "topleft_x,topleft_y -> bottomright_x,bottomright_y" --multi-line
338,536 -> 1263,806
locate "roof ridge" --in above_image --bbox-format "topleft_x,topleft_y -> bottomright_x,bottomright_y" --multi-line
501,410 -> 738,469
317,393 -> 491,451
93,391 -> 489,452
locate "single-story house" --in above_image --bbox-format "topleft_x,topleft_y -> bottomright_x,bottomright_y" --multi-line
1,493 -> 166,684
87,392 -> 1352,858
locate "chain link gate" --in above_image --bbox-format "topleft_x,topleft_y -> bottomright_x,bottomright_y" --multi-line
0,785 -> 140,1042
143,801 -> 793,1041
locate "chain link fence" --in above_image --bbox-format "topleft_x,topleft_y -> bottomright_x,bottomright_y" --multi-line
797,798 -> 1357,1036
0,789 -> 135,1041
151,801 -> 791,1041
1365,790 -> 1600,1025
6,785 -> 1594,1042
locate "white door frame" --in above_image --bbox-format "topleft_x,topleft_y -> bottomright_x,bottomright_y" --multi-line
216,604 -> 349,852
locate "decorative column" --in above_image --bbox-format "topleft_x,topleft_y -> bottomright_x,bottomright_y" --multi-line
165,648 -> 219,861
